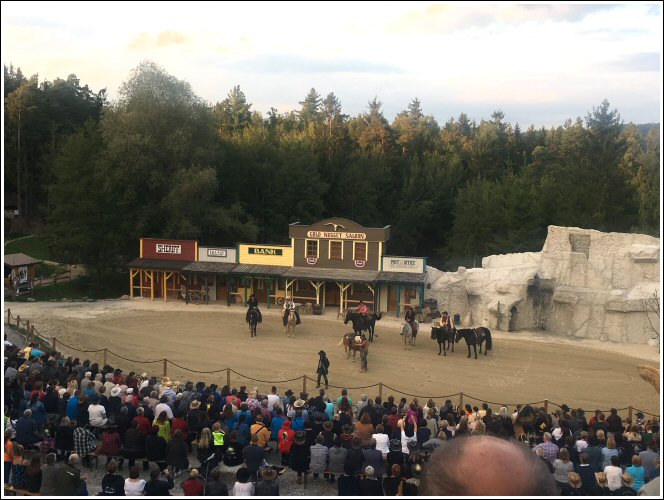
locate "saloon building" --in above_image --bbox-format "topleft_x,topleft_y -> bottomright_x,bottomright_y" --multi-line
128,218 -> 426,316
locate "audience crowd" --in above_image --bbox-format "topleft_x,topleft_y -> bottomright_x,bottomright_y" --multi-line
3,340 -> 660,496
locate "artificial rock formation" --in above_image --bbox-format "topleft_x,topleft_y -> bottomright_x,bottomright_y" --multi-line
426,226 -> 660,344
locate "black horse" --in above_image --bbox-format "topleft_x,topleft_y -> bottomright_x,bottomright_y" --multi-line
454,327 -> 493,359
344,311 -> 383,342
431,326 -> 454,356
248,307 -> 260,337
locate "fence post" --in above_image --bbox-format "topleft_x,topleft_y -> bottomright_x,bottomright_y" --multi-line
16,315 -> 20,330
302,375 -> 307,395
378,383 -> 383,402
163,359 -> 168,378
6,308 -> 10,324
544,399 -> 549,415
52,337 -> 56,353
226,368 -> 231,390
30,325 -> 35,344
103,348 -> 107,367
26,320 -> 30,338
458,392 -> 464,411
628,406 -> 633,422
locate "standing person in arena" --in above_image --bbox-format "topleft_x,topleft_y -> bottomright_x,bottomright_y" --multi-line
316,351 -> 330,389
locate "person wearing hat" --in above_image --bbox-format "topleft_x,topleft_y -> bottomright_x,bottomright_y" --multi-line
387,437 -> 405,471
612,472 -> 637,495
233,466 -> 255,496
255,466 -> 279,495
316,350 -> 330,389
290,430 -> 310,484
181,467 -> 204,496
594,471 -> 610,495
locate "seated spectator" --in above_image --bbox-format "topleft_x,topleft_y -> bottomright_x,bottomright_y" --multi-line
232,466 -> 255,496
310,434 -> 329,480
145,425 -> 168,471
39,453 -> 59,496
604,454 -> 623,491
101,425 -> 124,468
553,447 -> 575,491
255,466 -> 279,495
10,444 -> 29,489
88,396 -> 108,428
223,430 -> 244,468
73,425 -> 101,465
360,465 -> 383,496
326,436 -> 347,484
166,429 -> 189,477
626,455 -> 646,491
153,411 -> 171,443
196,428 -> 216,468
24,456 -> 42,493
559,471 -> 583,495
383,463 -> 405,495
338,462 -> 361,496
55,453 -> 88,496
204,467 -> 229,496
420,435 -> 558,495
612,472 -> 637,495
15,409 -> 42,446
100,460 -> 125,496
124,465 -> 146,496
182,468 -> 204,496
144,467 -> 174,496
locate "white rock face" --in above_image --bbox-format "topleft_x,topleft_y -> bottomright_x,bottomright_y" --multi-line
426,226 -> 660,344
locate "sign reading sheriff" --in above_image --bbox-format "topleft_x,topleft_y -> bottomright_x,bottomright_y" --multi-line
156,244 -> 182,254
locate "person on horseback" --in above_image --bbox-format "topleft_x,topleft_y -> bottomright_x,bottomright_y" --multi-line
246,294 -> 262,323
356,300 -> 368,316
404,306 -> 416,327
282,297 -> 301,327
438,311 -> 454,333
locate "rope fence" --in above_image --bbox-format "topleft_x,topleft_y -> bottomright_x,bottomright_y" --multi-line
5,308 -> 660,420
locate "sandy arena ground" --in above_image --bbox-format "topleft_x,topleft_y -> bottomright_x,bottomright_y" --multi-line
4,299 -> 661,416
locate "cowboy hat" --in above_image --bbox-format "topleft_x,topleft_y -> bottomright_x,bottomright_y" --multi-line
126,388 -> 134,394
190,400 -> 201,410
260,468 -> 278,480
164,380 -> 173,388
595,472 -> 608,485
390,438 -> 402,452
568,472 -> 582,488
293,399 -> 305,408
295,431 -> 306,445
318,350 -> 326,356
141,372 -> 148,378
621,473 -> 634,486
18,364 -> 28,372
161,376 -> 171,384
407,440 -> 420,452
110,387 -> 121,397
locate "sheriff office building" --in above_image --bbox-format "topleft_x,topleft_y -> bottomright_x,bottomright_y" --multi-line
128,218 -> 426,316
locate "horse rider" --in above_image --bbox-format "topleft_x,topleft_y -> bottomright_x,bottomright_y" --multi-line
246,293 -> 263,323
356,300 -> 368,317
282,297 -> 301,327
404,306 -> 416,329
439,311 -> 454,333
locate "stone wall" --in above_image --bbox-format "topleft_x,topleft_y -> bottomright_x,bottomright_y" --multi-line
426,226 -> 660,344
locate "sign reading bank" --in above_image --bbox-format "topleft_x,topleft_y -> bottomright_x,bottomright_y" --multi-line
238,243 -> 292,266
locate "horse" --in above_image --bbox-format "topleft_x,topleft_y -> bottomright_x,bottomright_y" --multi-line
284,309 -> 297,338
454,327 -> 493,359
337,332 -> 368,361
247,307 -> 260,337
431,326 -> 454,356
400,321 -> 417,349
344,310 -> 370,337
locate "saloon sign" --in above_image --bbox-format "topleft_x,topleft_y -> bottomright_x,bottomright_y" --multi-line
306,231 -> 366,240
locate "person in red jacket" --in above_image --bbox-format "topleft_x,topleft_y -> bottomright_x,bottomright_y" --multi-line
132,407 -> 152,436
278,419 -> 295,466
100,426 -> 124,469
182,468 -> 204,496
170,411 -> 190,451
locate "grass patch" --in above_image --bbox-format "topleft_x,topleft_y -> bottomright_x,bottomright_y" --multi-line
6,271 -> 128,302
36,262 -> 68,277
4,235 -> 51,261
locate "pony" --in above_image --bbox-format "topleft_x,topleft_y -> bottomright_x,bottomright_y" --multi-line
247,307 -> 260,337
284,309 -> 297,338
400,321 -> 417,349
454,327 -> 493,359
337,332 -> 369,361
431,326 -> 454,356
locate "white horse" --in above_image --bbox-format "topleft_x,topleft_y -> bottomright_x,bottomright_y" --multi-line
284,309 -> 297,338
400,321 -> 416,349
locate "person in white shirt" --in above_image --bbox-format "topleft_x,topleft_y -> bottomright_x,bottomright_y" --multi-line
267,386 -> 281,410
604,455 -> 624,491
88,397 -> 108,428
373,424 -> 390,459
575,431 -> 589,453
232,467 -> 255,496
154,397 -> 174,421
124,465 -> 146,495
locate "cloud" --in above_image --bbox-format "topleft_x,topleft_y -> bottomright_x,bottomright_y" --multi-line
603,52 -> 660,72
389,3 -> 616,35
223,54 -> 404,75
128,30 -> 188,50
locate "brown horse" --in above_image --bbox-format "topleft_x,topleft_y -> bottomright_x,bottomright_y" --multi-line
284,309 -> 297,338
337,332 -> 368,361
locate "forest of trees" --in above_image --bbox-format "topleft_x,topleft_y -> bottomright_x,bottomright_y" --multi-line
3,61 -> 660,278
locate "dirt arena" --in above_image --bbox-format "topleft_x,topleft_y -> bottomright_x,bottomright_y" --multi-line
5,299 -> 661,416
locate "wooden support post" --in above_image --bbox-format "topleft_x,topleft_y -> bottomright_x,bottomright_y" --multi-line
103,348 -> 107,367
544,399 -> 549,415
16,315 -> 20,330
628,406 -> 633,422
303,375 -> 307,395
459,392 -> 464,411
6,308 -> 10,324
163,358 -> 167,378
52,337 -> 56,352
226,368 -> 231,389
378,383 -> 383,402
26,321 -> 31,339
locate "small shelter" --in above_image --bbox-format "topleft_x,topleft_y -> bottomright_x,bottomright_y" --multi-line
4,253 -> 42,295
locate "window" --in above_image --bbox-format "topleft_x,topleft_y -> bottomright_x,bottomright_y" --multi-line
405,288 -> 417,299
354,242 -> 367,261
329,241 -> 343,260
306,239 -> 319,259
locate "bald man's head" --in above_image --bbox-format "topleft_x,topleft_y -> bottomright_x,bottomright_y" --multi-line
421,435 -> 558,496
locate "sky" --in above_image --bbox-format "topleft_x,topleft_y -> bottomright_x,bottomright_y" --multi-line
2,1 -> 662,128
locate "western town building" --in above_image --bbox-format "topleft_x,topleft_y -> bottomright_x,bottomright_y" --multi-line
128,218 -> 426,316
